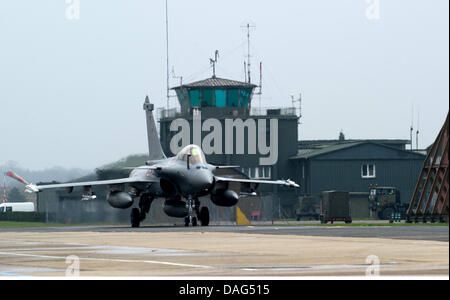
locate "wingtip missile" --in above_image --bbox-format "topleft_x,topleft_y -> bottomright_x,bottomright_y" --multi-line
285,179 -> 300,188
25,184 -> 40,194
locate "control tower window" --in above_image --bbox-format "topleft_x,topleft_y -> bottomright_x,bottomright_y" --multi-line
227,89 -> 240,107
215,89 -> 226,107
201,89 -> 214,106
189,90 -> 200,107
239,89 -> 251,107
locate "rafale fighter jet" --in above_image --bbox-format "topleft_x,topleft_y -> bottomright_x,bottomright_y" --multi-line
13,97 -> 299,227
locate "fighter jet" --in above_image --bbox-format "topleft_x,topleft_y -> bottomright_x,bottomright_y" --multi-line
13,97 -> 299,227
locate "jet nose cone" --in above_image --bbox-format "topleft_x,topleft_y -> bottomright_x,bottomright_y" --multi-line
205,172 -> 215,187
199,171 -> 215,191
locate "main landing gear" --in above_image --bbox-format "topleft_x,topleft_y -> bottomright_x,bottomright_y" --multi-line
131,194 -> 154,228
184,196 -> 210,227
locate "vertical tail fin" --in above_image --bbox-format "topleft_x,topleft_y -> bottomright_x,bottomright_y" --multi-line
143,96 -> 166,161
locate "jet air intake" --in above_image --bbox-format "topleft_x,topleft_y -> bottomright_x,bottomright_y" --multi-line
107,191 -> 133,209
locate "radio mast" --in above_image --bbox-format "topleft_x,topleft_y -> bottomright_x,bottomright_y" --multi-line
410,105 -> 414,150
416,110 -> 420,150
242,23 -> 256,84
165,0 -> 170,110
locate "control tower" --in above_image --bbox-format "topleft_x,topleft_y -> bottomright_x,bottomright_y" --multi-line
159,74 -> 299,189
171,76 -> 257,118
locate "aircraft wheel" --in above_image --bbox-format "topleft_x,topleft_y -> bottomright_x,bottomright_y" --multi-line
184,217 -> 190,227
131,208 -> 141,228
199,207 -> 210,227
192,217 -> 198,227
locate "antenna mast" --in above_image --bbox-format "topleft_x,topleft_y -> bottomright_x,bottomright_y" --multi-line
242,23 -> 256,84
247,24 -> 251,83
171,66 -> 183,86
416,110 -> 420,150
410,105 -> 414,150
210,50 -> 219,78
291,94 -> 302,125
165,0 -> 170,110
258,62 -> 263,110
244,62 -> 247,83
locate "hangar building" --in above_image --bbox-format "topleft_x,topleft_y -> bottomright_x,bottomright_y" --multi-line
291,139 -> 426,205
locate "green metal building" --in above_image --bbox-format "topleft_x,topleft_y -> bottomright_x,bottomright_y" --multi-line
290,140 -> 426,204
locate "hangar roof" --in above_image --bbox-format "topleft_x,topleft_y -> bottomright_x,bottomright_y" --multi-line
292,142 -> 362,160
291,141 -> 426,160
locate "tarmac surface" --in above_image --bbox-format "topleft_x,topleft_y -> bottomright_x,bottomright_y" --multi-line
1,224 -> 447,242
0,224 -> 448,277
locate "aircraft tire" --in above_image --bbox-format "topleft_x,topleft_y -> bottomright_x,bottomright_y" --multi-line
199,207 -> 210,227
131,208 -> 141,228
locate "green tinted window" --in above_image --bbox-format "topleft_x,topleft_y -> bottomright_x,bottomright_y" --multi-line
239,89 -> 251,107
215,89 -> 226,107
189,90 -> 200,107
201,89 -> 214,107
227,89 -> 240,107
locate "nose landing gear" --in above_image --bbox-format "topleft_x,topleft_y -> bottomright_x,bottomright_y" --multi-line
185,196 -> 210,227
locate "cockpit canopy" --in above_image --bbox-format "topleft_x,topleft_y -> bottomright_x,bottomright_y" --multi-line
176,145 -> 207,165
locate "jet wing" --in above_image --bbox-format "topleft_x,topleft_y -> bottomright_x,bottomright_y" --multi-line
25,177 -> 158,193
215,176 -> 299,188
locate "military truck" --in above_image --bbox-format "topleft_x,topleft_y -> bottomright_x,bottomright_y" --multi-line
295,196 -> 320,221
368,187 -> 407,220
320,191 -> 352,224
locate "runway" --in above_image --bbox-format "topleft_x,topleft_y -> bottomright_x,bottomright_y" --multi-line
2,224 -> 447,242
0,225 -> 448,277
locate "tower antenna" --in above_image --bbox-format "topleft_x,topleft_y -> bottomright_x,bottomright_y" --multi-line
241,23 -> 256,84
171,66 -> 183,86
165,0 -> 170,110
210,50 -> 219,78
416,109 -> 420,150
410,104 -> 414,150
244,62 -> 247,83
258,62 -> 263,110
291,93 -> 302,125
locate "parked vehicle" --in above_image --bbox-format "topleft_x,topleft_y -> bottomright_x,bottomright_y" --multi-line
0,202 -> 35,213
368,187 -> 407,220
295,196 -> 320,221
320,191 -> 352,224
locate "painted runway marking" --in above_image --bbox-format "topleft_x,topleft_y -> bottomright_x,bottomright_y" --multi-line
1,249 -> 447,276
0,272 -> 32,277
0,251 -> 214,270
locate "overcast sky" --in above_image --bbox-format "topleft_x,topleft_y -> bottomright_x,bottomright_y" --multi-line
0,0 -> 448,170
